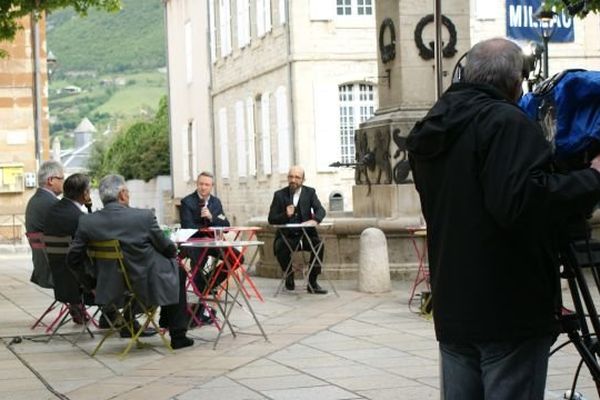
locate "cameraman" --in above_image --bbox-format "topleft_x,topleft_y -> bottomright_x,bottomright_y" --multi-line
407,37 -> 600,400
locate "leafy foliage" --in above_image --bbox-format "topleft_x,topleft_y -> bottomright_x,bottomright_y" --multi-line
0,0 -> 120,57
88,96 -> 170,182
544,0 -> 600,17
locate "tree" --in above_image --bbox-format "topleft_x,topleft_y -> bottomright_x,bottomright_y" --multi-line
545,0 -> 600,17
88,96 -> 171,182
0,0 -> 121,56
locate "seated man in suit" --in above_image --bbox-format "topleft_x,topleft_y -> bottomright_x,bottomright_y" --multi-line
268,165 -> 328,294
43,173 -> 94,324
67,174 -> 193,349
180,171 -> 242,302
25,160 -> 64,289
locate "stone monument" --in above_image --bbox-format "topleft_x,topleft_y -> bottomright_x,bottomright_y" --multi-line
254,0 -> 471,280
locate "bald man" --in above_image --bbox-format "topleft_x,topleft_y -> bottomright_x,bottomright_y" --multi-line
268,166 -> 327,294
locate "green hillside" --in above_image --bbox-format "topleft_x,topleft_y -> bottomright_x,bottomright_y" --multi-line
46,0 -> 168,145
46,0 -> 166,74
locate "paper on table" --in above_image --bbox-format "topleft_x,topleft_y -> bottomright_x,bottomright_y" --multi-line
172,229 -> 198,243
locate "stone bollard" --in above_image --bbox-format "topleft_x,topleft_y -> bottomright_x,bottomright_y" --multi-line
358,227 -> 391,293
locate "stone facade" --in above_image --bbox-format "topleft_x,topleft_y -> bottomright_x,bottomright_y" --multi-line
0,16 -> 50,239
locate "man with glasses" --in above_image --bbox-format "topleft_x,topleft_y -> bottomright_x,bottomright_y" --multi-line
268,165 -> 327,294
25,160 -> 64,289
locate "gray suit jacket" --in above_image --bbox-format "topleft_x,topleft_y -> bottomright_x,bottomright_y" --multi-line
25,188 -> 58,288
67,202 -> 179,307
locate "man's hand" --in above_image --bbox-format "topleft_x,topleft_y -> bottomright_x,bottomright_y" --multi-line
302,220 -> 318,226
201,206 -> 212,221
591,153 -> 600,174
286,204 -> 295,218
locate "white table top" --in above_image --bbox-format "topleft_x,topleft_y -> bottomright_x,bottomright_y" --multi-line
271,222 -> 333,228
180,240 -> 264,248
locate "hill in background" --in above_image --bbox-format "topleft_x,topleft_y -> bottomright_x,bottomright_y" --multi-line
46,0 -> 167,146
47,0 -> 166,74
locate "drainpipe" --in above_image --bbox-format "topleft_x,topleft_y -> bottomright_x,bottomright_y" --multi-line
434,0 -> 443,100
285,0 -> 296,165
207,0 -> 217,196
162,0 -> 175,197
31,11 -> 43,166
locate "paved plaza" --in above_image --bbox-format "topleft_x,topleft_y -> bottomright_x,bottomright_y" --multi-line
0,252 -> 598,400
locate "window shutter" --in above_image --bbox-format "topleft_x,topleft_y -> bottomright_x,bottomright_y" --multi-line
181,125 -> 190,182
246,97 -> 257,176
237,0 -> 250,47
218,108 -> 230,178
264,0 -> 272,33
310,0 -> 334,21
219,0 -> 232,56
209,0 -> 216,61
276,86 -> 290,173
261,92 -> 272,174
256,0 -> 265,36
313,82 -> 340,171
279,0 -> 286,24
191,120 -> 198,178
235,100 -> 247,177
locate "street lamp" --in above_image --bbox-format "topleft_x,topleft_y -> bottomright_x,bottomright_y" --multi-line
533,6 -> 557,79
46,50 -> 57,79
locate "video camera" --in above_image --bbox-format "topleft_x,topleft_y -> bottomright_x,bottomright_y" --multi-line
519,69 -> 600,172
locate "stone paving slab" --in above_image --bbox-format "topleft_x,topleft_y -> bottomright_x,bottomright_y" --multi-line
1,255 -> 600,399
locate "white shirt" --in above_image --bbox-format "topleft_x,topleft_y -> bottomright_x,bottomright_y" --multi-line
292,187 -> 302,207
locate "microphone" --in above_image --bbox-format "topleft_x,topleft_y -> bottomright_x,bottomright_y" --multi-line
198,198 -> 209,227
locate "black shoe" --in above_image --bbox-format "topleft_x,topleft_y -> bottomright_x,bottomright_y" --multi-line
285,274 -> 295,291
120,324 -> 158,338
307,282 -> 328,295
171,336 -> 194,350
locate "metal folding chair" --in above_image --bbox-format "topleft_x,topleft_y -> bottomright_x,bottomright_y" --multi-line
26,232 -> 72,334
87,239 -> 172,358
44,235 -> 97,342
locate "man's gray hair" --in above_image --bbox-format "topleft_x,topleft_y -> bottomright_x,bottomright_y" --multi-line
99,174 -> 126,205
37,160 -> 63,186
463,38 -> 524,99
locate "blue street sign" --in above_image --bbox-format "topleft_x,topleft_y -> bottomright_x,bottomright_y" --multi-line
506,0 -> 575,42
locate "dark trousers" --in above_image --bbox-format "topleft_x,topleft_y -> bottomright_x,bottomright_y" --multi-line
440,335 -> 554,400
159,268 -> 188,337
274,234 -> 324,279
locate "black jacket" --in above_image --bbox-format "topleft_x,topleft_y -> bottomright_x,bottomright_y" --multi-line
268,185 -> 326,240
407,83 -> 600,343
180,192 -> 230,235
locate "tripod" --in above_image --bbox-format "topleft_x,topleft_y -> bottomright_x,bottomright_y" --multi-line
558,236 -> 600,396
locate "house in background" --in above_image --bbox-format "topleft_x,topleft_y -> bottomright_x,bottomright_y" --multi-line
0,15 -> 50,242
164,0 -> 378,225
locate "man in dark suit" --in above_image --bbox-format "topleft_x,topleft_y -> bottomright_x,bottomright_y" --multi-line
268,165 -> 327,294
67,174 -> 193,349
180,171 -> 240,300
43,173 -> 93,324
25,160 -> 64,289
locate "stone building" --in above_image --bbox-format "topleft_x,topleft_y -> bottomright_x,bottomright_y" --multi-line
164,0 -> 378,226
0,16 -> 50,241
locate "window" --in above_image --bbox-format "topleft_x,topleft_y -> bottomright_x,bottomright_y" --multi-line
336,0 -> 372,16
236,0 -> 250,48
235,100 -> 247,177
184,21 -> 193,84
218,108 -> 230,178
181,121 -> 196,182
209,0 -> 217,62
219,0 -> 232,57
275,86 -> 290,173
339,83 -> 376,164
256,0 -> 272,37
